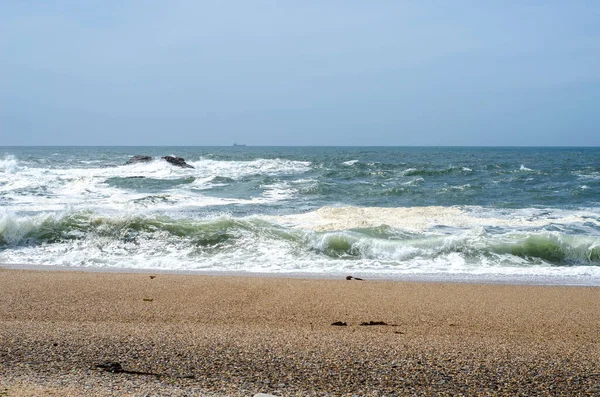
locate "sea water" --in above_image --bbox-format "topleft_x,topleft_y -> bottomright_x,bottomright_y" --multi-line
1,146 -> 599,285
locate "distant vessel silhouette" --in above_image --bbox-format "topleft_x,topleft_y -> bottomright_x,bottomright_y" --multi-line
233,143 -> 246,147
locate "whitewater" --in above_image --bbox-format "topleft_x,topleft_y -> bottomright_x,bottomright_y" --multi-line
1,146 -> 599,285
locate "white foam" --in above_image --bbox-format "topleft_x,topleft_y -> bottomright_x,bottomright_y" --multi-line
575,171 -> 600,181
0,157 -> 310,213
519,164 -> 533,171
273,206 -> 459,232
342,160 -> 359,166
403,177 -> 423,185
0,210 -> 50,245
269,206 -> 600,233
2,210 -> 599,283
188,158 -> 311,180
443,184 -> 471,191
0,155 -> 19,174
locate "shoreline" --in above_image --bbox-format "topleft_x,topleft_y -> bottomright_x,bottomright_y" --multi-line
1,267 -> 600,396
2,262 -> 599,287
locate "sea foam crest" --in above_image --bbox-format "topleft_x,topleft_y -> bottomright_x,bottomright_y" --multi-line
271,206 -> 467,232
519,164 -> 533,171
188,158 -> 311,180
0,155 -> 19,174
271,206 -> 600,233
0,210 -> 53,246
574,171 -> 600,181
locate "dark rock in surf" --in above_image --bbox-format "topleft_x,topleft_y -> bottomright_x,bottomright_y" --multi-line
125,155 -> 153,165
162,156 -> 194,169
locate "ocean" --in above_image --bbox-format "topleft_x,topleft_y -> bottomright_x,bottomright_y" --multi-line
1,146 -> 599,285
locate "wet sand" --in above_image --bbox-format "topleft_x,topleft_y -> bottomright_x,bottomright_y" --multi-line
1,268 -> 599,396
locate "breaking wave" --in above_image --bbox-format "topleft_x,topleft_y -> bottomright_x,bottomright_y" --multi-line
1,207 -> 599,276
0,155 -> 19,174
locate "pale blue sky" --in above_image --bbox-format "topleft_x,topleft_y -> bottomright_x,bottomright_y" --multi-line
1,1 -> 599,146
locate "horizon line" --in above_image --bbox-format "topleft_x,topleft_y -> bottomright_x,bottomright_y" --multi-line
2,144 -> 600,148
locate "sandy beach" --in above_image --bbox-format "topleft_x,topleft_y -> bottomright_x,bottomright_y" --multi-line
1,268 -> 599,396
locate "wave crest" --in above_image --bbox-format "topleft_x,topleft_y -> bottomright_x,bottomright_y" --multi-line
1,209 -> 600,274
0,155 -> 19,174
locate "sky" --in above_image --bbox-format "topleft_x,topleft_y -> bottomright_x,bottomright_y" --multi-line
1,1 -> 599,146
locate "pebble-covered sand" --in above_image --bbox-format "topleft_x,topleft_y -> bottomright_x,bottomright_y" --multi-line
1,268 -> 599,396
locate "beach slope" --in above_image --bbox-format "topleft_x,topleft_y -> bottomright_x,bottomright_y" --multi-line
1,269 -> 599,396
